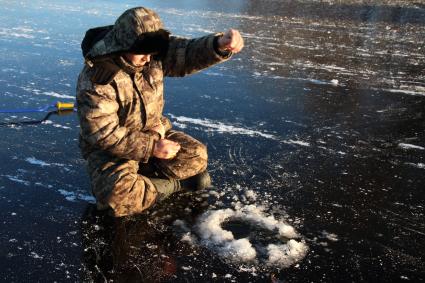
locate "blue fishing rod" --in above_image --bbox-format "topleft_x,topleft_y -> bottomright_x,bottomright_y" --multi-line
0,101 -> 75,113
0,102 -> 76,127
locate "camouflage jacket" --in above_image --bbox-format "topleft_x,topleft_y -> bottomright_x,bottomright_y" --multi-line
76,34 -> 230,162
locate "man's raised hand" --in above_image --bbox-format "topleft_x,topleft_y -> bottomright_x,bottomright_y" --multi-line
217,29 -> 244,54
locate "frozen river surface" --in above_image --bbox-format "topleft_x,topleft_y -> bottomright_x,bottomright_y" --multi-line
0,0 -> 424,282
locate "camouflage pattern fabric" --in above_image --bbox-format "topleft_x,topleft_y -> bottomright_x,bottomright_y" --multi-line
86,151 -> 158,217
154,130 -> 208,180
86,130 -> 207,217
76,7 -> 230,216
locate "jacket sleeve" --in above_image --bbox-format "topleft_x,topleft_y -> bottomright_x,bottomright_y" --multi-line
77,77 -> 159,162
162,33 -> 231,77
161,115 -> 173,132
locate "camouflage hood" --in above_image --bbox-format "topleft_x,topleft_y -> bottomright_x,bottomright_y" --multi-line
83,7 -> 164,59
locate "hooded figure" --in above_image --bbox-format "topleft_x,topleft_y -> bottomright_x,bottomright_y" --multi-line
76,7 -> 239,217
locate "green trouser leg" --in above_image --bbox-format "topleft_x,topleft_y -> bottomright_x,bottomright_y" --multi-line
150,171 -> 212,202
150,178 -> 181,201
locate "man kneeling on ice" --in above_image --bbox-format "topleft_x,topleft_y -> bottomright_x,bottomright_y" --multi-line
76,7 -> 244,216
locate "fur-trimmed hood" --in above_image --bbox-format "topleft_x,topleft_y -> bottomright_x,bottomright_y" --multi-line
81,7 -> 169,59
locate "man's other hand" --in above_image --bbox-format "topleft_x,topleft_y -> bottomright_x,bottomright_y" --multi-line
153,139 -> 181,159
217,29 -> 244,54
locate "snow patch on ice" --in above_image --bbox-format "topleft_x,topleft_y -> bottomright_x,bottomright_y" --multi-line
169,114 -> 276,139
398,143 -> 425,150
58,59 -> 74,66
42,91 -> 74,99
0,27 -> 35,39
321,230 -> 339,242
159,8 -> 261,21
58,189 -> 95,203
52,123 -> 71,130
30,252 -> 43,259
283,140 -> 310,147
1,68 -> 27,74
330,79 -> 339,86
405,162 -> 425,169
25,157 -> 50,167
172,121 -> 187,129
303,78 -> 335,85
42,120 -> 72,130
2,175 -> 30,186
382,88 -> 425,97
203,71 -> 229,77
244,190 -> 257,202
267,241 -> 308,267
25,157 -> 70,170
181,232 -> 197,244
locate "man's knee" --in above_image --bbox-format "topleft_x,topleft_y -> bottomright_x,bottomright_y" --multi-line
87,156 -> 158,217
155,131 -> 208,179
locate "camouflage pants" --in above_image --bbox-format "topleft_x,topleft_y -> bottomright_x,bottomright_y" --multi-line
86,130 -> 208,217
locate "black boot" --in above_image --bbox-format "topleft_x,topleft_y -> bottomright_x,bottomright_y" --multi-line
180,170 -> 212,192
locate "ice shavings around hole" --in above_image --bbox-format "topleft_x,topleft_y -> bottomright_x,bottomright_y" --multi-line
181,232 -> 197,244
194,205 -> 308,267
266,241 -> 308,267
173,219 -> 197,243
244,190 -> 257,202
